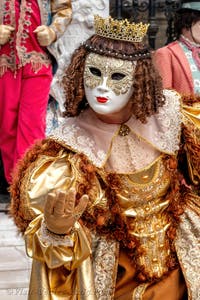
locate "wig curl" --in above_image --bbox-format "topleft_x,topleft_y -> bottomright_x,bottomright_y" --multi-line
62,34 -> 164,123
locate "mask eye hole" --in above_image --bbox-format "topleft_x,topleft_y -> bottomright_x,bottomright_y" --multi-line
89,67 -> 101,77
111,72 -> 126,80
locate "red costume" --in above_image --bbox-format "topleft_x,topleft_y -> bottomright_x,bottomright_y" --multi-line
0,0 -> 72,182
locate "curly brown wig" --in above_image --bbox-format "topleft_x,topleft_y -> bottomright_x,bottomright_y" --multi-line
62,34 -> 165,123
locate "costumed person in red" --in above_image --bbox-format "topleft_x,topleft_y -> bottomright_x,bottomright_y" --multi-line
0,0 -> 72,184
154,0 -> 200,197
10,15 -> 200,300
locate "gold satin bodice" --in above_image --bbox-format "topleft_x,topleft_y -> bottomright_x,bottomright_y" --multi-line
114,157 -> 172,279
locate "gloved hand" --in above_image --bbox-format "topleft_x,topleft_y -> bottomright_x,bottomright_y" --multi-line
44,189 -> 89,235
34,25 -> 56,46
0,25 -> 14,45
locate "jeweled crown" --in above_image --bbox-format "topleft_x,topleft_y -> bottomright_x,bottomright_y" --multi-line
94,15 -> 149,43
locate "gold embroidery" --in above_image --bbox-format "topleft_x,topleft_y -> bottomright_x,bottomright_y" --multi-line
132,283 -> 150,300
84,53 -> 136,95
116,158 -> 173,279
16,0 -> 51,72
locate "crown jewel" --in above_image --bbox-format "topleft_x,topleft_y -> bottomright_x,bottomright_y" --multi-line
94,15 -> 149,43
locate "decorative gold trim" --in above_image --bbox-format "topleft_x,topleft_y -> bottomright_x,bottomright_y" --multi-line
132,283 -> 150,300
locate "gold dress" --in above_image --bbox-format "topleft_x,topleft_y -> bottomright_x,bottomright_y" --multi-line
10,90 -> 200,300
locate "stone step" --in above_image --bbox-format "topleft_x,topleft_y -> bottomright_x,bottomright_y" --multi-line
0,230 -> 25,247
0,213 -> 17,230
0,269 -> 30,289
0,213 -> 31,299
0,213 -> 26,247
0,246 -> 32,271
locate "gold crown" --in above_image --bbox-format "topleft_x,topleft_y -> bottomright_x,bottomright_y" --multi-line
94,15 -> 149,43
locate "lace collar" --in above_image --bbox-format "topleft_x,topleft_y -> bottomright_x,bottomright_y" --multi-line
49,90 -> 181,168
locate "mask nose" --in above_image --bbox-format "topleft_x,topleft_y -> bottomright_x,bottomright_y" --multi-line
97,76 -> 109,93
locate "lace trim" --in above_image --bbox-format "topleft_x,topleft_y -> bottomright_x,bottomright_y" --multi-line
40,220 -> 74,247
153,89 -> 181,153
108,131 -> 159,172
0,54 -> 15,76
92,233 -> 119,300
16,0 -> 51,72
175,208 -> 200,299
19,51 -> 51,73
51,124 -> 107,168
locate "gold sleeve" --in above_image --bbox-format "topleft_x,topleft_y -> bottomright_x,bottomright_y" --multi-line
25,214 -> 91,270
10,139 -> 95,230
23,150 -> 76,216
12,149 -> 81,228
13,146 -> 92,269
50,0 -> 72,39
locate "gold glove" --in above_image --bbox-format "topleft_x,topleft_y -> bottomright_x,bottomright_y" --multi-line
34,25 -> 56,46
0,25 -> 14,45
44,189 -> 89,235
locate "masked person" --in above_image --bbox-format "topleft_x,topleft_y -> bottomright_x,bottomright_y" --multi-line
10,15 -> 199,300
0,0 -> 72,184
154,0 -> 200,197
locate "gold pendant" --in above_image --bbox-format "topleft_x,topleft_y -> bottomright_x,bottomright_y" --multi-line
118,124 -> 130,136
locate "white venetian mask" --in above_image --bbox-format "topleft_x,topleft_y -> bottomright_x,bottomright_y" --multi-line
84,53 -> 137,116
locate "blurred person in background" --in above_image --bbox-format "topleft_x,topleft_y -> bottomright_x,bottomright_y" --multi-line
0,0 -> 72,185
154,0 -> 200,198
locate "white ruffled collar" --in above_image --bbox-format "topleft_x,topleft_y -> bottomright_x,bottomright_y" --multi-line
50,90 -> 181,168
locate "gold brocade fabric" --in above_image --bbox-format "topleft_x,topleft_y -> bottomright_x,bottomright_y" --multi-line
115,252 -> 187,300
102,157 -> 173,280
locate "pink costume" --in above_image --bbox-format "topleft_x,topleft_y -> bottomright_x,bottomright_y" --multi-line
154,41 -> 194,93
0,0 -> 72,183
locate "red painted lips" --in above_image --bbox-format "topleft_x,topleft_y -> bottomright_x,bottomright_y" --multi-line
96,97 -> 108,103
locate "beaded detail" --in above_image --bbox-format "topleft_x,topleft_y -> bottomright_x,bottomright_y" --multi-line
118,124 -> 130,136
84,42 -> 151,61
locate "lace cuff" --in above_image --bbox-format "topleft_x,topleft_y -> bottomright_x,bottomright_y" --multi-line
40,220 -> 74,247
